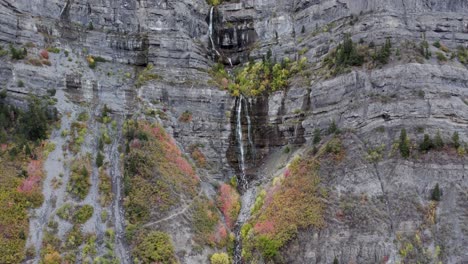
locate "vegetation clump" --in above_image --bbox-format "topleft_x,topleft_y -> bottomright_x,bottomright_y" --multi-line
0,96 -> 56,263
211,253 -> 230,264
323,34 -> 365,76
192,196 -> 229,247
241,155 -> 325,262
133,231 -> 177,264
211,52 -> 307,97
123,120 -> 199,226
399,128 -> 410,158
73,205 -> 94,224
10,45 -> 27,60
136,64 -> 161,87
68,157 -> 91,200
217,183 -> 240,229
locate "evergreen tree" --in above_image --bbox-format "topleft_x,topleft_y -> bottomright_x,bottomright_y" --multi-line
327,120 -> 339,135
434,130 -> 444,149
419,134 -> 433,153
313,128 -> 322,145
452,131 -> 460,149
399,128 -> 410,158
333,257 -> 339,264
431,183 -> 441,201
20,96 -> 48,141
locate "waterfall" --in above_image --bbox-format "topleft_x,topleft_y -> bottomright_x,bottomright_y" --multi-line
236,96 -> 248,190
209,7 -> 221,57
244,97 -> 254,158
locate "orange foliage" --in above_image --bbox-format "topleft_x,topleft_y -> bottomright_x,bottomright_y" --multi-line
254,221 -> 275,235
252,157 -> 324,245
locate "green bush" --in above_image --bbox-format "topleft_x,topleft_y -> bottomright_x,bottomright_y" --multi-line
10,45 -> 27,60
211,253 -> 230,264
134,231 -> 176,264
436,52 -> 447,62
20,96 -> 50,141
73,205 -> 94,224
68,160 -> 91,200
256,236 -> 281,260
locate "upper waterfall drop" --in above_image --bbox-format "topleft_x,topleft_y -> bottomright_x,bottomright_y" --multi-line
208,6 -> 221,57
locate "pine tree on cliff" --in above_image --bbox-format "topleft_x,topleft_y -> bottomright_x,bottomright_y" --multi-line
333,256 -> 339,264
399,128 -> 410,158
434,130 -> 444,149
431,183 -> 441,201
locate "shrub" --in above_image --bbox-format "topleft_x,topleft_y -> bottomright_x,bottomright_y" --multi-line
420,41 -> 431,59
40,50 -> 49,59
56,203 -> 73,220
88,22 -> 94,30
134,231 -> 177,264
77,111 -> 89,122
10,45 -> 27,60
46,47 -> 60,54
99,170 -> 113,206
211,253 -> 230,264
87,56 -> 96,69
325,137 -> 342,155
419,134 -> 433,153
179,111 -> 192,123
436,52 -> 447,62
96,152 -> 104,167
313,128 -> 321,145
373,38 -> 392,65
433,131 -> 444,149
0,89 -> 7,99
323,34 -> 365,76
192,197 -> 221,246
399,129 -> 410,158
457,46 -> 468,64
136,64 -> 161,87
73,205 -> 94,224
68,158 -> 91,200
452,132 -> 460,149
17,80 -> 24,87
431,183 -> 441,201
327,120 -> 339,135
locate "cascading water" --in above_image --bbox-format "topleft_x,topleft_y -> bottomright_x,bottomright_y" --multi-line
233,95 -> 255,264
236,95 -> 248,190
209,7 -> 221,57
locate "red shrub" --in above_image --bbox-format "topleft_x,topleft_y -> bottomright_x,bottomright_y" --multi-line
218,184 -> 240,229
18,160 -> 44,193
40,50 -> 49,60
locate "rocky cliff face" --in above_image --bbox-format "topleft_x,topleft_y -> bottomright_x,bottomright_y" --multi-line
0,0 -> 467,263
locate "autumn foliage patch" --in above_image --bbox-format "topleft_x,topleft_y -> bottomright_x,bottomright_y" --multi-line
241,156 -> 325,261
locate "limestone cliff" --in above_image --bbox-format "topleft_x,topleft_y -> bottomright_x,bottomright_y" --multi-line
0,0 -> 467,263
